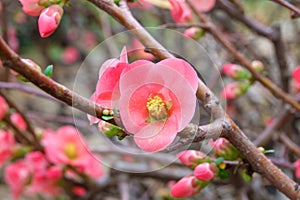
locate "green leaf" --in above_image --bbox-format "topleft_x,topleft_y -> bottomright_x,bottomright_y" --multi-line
44,65 -> 53,78
214,157 -> 224,165
102,115 -> 114,121
264,149 -> 275,154
241,170 -> 252,182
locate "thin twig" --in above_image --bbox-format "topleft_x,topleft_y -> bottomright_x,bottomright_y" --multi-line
270,0 -> 300,18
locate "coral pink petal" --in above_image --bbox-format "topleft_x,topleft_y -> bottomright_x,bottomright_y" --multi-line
120,47 -> 128,63
119,62 -> 196,131
134,115 -> 178,152
292,67 -> 300,85
158,58 -> 198,92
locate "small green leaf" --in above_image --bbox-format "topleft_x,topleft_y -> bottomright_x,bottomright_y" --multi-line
44,65 -> 53,78
264,149 -> 275,154
102,124 -> 121,137
214,157 -> 224,165
114,0 -> 120,5
102,115 -> 114,121
241,170 -> 252,182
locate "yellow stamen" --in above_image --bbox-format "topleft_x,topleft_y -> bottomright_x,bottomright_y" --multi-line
146,95 -> 171,123
64,143 -> 77,159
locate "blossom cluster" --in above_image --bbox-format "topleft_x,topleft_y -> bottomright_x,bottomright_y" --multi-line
0,95 -> 104,199
170,138 -> 242,198
89,47 -> 198,152
221,61 -> 264,100
19,0 -> 64,37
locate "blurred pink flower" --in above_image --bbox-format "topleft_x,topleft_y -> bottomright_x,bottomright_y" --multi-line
10,113 -> 27,131
294,159 -> 300,178
62,46 -> 80,64
168,0 -> 192,23
170,175 -> 201,198
0,95 -> 8,120
42,126 -> 104,178
177,150 -> 209,168
72,186 -> 87,197
19,0 -> 44,16
189,0 -> 216,13
119,58 -> 198,152
5,159 -> 31,200
194,163 -> 217,181
0,130 -> 15,168
38,5 -> 63,38
292,67 -> 300,87
8,28 -> 20,52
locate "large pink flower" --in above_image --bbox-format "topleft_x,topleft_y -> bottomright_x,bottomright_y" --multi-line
19,0 -> 44,16
38,5 -> 63,38
0,130 -> 15,168
119,58 -> 198,152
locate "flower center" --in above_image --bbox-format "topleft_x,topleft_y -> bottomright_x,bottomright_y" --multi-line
64,143 -> 77,159
146,95 -> 172,123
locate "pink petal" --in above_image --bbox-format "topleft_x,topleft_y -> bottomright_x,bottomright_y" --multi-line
190,0 -> 216,12
134,115 -> 178,152
292,67 -> 300,85
158,58 -> 198,92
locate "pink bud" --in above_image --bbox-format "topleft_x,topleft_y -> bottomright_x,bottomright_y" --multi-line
177,150 -> 209,168
38,5 -> 63,38
10,113 -> 27,131
222,64 -> 251,80
292,67 -> 300,86
221,82 -> 250,100
72,186 -> 86,197
170,175 -> 201,198
0,95 -> 8,120
183,27 -> 204,40
210,138 -> 240,160
294,159 -> 300,178
194,163 -> 216,181
251,60 -> 264,72
19,0 -> 44,16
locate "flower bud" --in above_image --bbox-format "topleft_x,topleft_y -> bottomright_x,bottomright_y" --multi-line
38,5 -> 63,38
0,95 -> 8,120
98,120 -> 122,137
170,175 -> 201,198
194,163 -> 217,181
210,138 -> 240,160
221,81 -> 250,100
184,27 -> 205,40
177,150 -> 210,168
222,64 -> 251,80
10,113 -> 27,131
19,0 -> 44,16
251,60 -> 264,73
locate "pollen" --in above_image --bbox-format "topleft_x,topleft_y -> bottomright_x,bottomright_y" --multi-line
146,95 -> 171,123
64,143 -> 78,159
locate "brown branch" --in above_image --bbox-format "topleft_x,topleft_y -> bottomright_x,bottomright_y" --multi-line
279,134 -> 300,158
159,23 -> 210,29
270,0 -> 300,18
217,0 -> 289,91
188,1 -> 300,113
0,37 -> 114,122
87,0 -> 300,198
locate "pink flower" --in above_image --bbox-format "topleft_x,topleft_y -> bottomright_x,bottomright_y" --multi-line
177,150 -> 209,168
210,138 -> 240,160
62,46 -> 80,64
5,159 -> 31,200
0,130 -> 15,168
38,5 -> 63,38
294,159 -> 300,178
220,82 -> 250,100
119,58 -> 198,152
42,126 -> 90,166
10,113 -> 27,131
168,0 -> 192,23
88,47 -> 128,124
77,154 -> 104,179
194,163 -> 217,181
19,0 -> 44,16
0,95 -> 8,120
8,27 -> 20,52
222,63 -> 251,80
170,175 -> 201,198
72,186 -> 87,197
189,0 -> 216,13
